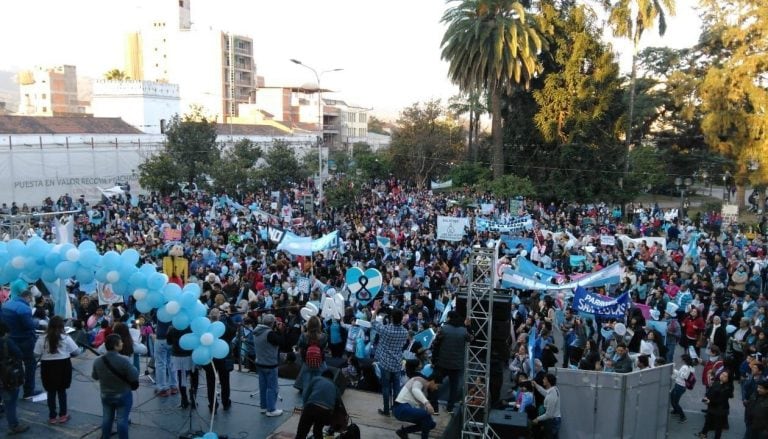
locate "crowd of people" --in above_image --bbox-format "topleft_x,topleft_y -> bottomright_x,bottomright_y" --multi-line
0,179 -> 767,438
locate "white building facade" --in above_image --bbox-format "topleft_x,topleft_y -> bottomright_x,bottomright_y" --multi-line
91,80 -> 181,134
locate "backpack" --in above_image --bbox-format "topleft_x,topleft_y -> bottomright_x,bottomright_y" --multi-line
305,342 -> 323,369
0,337 -> 25,390
684,369 -> 696,390
340,423 -> 361,439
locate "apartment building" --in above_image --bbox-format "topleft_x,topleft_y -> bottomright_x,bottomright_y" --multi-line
17,65 -> 82,116
123,0 -> 256,121
91,79 -> 180,134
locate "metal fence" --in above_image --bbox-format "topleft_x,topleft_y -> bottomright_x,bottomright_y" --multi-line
554,364 -> 673,439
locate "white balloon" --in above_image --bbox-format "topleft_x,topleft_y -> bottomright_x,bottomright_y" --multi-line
200,333 -> 214,346
106,270 -> 120,283
165,300 -> 181,315
11,256 -> 25,270
133,288 -> 148,301
66,248 -> 80,262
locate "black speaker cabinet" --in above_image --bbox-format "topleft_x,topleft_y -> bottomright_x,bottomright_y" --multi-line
488,409 -> 530,437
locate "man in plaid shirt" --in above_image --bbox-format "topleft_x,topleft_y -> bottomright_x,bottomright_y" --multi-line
371,307 -> 409,416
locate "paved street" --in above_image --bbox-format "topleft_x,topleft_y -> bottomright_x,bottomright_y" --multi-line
0,345 -> 750,439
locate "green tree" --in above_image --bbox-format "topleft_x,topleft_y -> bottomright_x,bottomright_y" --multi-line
367,116 -> 388,135
387,100 -> 465,188
324,177 -> 358,211
603,0 -> 676,174
450,162 -> 492,187
699,0 -> 768,208
104,69 -> 129,80
138,153 -> 180,196
209,139 -> 263,194
138,108 -> 219,193
260,141 -> 307,189
479,174 -> 537,198
441,0 -> 549,179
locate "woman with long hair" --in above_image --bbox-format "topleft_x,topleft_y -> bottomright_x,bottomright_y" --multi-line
295,316 -> 328,394
34,315 -> 81,424
99,322 -> 147,361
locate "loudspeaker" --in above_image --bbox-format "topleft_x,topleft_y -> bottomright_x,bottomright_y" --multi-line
455,292 -> 512,322
488,409 -> 529,437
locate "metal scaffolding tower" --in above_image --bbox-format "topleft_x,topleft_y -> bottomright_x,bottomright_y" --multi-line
461,245 -> 501,439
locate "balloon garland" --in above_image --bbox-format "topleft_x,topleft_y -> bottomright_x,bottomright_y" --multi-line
0,237 -> 227,366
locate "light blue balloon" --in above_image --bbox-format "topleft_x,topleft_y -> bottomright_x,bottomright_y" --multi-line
209,321 -> 225,338
180,332 -> 200,350
27,237 -> 50,260
192,346 -> 212,365
136,299 -> 153,314
202,433 -> 218,439
6,239 -> 26,256
192,302 -> 207,319
78,240 -> 97,251
112,280 -> 129,296
79,249 -> 101,268
76,267 -> 95,284
139,263 -> 157,275
163,282 -> 182,298
44,251 -> 62,269
102,251 -> 121,269
147,272 -> 167,290
180,292 -> 198,309
157,307 -> 172,323
95,267 -> 109,283
55,261 -> 77,279
41,267 -> 57,283
129,272 -> 147,289
147,290 -> 166,308
121,249 -> 140,266
59,243 -> 75,258
211,339 -> 229,359
191,317 -> 211,334
182,283 -> 201,298
172,312 -> 191,330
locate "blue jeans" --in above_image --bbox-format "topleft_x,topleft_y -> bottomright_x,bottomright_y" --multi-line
1,387 -> 20,429
665,339 -> 677,364
298,363 -> 325,394
393,402 -> 436,439
380,369 -> 402,414
101,391 -> 132,439
542,417 -> 562,439
258,367 -> 278,412
154,339 -> 176,391
670,383 -> 686,419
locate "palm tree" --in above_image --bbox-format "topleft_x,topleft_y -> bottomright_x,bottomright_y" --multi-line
603,0 -> 676,178
448,90 -> 487,162
104,69 -> 129,81
442,0 -> 548,179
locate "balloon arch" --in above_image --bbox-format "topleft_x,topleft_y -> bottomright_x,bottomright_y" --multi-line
0,237 -> 227,366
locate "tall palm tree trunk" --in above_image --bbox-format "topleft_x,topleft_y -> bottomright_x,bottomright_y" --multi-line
624,45 -> 638,179
491,85 -> 504,178
473,111 -> 481,163
468,107 -> 475,160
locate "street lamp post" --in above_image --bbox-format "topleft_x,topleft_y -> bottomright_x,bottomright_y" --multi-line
289,59 -> 343,194
675,177 -> 693,221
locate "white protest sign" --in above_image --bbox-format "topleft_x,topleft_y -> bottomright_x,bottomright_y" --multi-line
437,216 -> 470,241
600,235 -> 616,246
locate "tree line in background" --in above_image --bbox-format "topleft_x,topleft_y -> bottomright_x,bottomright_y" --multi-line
138,0 -> 767,209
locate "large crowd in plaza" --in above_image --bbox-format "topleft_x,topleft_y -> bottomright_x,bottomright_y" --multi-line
1,177 -> 768,439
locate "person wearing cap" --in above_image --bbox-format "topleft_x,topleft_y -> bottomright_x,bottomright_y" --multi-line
252,313 -> 285,417
0,280 -> 42,398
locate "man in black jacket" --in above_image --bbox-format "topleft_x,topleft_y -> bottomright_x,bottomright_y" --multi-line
432,311 -> 470,414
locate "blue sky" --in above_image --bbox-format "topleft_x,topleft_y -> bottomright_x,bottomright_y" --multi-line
0,0 -> 701,118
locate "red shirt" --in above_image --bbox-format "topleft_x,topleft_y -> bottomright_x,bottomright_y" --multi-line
682,316 -> 705,340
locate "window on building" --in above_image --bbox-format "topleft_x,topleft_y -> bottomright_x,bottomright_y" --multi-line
41,93 -> 46,99
42,106 -> 47,113
179,0 -> 184,7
